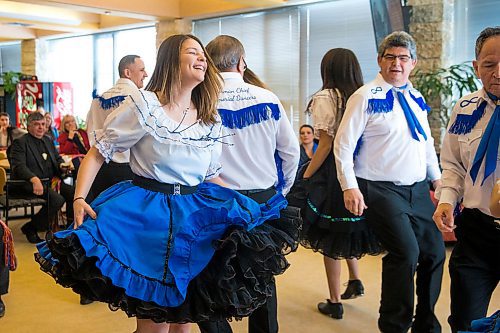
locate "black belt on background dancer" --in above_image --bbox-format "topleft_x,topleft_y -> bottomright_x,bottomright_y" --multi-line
108,161 -> 130,167
236,187 -> 276,204
132,175 -> 198,195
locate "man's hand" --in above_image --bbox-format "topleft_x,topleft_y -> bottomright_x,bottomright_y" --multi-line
343,188 -> 367,216
30,176 -> 44,196
433,203 -> 456,232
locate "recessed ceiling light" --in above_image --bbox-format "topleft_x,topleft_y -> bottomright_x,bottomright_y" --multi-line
104,11 -> 111,15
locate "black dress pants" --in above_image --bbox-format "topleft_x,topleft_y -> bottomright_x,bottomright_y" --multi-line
198,188 -> 279,333
358,179 -> 445,333
86,161 -> 133,202
17,181 -> 74,231
0,226 -> 8,295
448,208 -> 500,333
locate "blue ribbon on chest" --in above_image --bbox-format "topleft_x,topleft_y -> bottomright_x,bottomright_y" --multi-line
367,87 -> 429,141
469,93 -> 500,185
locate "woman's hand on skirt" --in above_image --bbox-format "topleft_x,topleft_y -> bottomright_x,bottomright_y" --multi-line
73,198 -> 97,229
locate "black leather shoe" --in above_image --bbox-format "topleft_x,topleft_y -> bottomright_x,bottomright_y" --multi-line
0,298 -> 5,318
341,279 -> 365,300
21,224 -> 43,244
80,295 -> 94,305
318,300 -> 343,319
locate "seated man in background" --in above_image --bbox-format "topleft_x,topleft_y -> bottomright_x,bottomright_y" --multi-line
10,112 -> 74,243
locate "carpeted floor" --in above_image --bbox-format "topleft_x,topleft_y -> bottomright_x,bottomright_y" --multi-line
1,217 -> 498,333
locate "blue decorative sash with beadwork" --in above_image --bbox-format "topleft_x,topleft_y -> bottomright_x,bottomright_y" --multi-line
92,89 -> 127,110
366,88 -> 430,114
219,103 -> 281,129
448,99 -> 487,135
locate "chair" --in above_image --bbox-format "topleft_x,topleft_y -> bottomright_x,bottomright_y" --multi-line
0,170 -> 50,225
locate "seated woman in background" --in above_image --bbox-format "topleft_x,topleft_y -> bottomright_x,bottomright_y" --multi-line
44,112 -> 59,147
299,124 -> 317,169
58,115 -> 90,155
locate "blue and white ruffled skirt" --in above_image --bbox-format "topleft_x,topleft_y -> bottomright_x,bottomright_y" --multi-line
35,180 -> 301,323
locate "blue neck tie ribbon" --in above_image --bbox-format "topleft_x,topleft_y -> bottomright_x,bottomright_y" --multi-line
470,93 -> 500,185
395,87 -> 428,141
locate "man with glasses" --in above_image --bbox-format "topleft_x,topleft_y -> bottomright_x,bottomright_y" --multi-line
334,31 -> 445,332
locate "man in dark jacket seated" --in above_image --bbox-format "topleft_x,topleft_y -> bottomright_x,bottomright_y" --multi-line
10,112 -> 74,243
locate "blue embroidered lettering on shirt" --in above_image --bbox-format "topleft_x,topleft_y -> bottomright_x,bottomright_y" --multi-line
219,103 -> 281,129
448,100 -> 487,135
92,89 -> 127,110
370,87 -> 383,94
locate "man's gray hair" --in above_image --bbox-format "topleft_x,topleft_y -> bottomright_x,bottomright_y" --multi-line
206,35 -> 245,72
475,26 -> 500,58
27,111 -> 45,125
378,31 -> 417,59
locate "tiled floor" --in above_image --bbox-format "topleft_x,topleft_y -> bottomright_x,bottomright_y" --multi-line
1,217 -> 498,333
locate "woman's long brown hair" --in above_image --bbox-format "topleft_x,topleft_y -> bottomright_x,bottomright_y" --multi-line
145,34 -> 222,125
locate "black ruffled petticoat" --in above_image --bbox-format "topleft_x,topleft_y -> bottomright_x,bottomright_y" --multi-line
35,205 -> 301,323
293,153 -> 382,259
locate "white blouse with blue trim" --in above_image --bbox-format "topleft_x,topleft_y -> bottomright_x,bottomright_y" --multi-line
94,90 -> 223,186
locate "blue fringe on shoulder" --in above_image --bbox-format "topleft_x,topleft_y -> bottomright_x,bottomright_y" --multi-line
92,89 -> 127,110
448,101 -> 487,135
409,91 -> 431,112
367,90 -> 394,114
219,103 -> 281,129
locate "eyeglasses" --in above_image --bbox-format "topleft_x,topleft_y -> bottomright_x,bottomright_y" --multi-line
242,58 -> 247,70
382,54 -> 412,63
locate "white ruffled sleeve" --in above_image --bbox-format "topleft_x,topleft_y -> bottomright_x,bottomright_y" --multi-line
311,90 -> 337,138
94,94 -> 146,163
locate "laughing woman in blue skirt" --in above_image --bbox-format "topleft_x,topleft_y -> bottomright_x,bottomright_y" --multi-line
35,35 -> 295,333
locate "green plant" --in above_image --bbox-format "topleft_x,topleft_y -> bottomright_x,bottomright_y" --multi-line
0,71 -> 22,97
413,62 -> 479,127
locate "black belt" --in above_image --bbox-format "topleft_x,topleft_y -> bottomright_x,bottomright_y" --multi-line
108,161 -> 130,167
132,175 -> 198,195
236,187 -> 276,204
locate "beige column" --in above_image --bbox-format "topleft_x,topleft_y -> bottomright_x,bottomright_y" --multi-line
408,0 -> 454,150
155,18 -> 193,49
20,39 -> 36,76
20,39 -> 50,80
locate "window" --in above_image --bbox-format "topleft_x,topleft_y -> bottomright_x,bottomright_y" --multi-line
45,26 -> 156,120
45,35 -> 94,119
453,0 -> 499,64
193,0 -> 378,131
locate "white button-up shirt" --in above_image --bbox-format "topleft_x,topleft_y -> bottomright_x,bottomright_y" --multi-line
218,72 -> 299,194
436,89 -> 499,216
87,78 -> 139,164
334,73 -> 441,190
